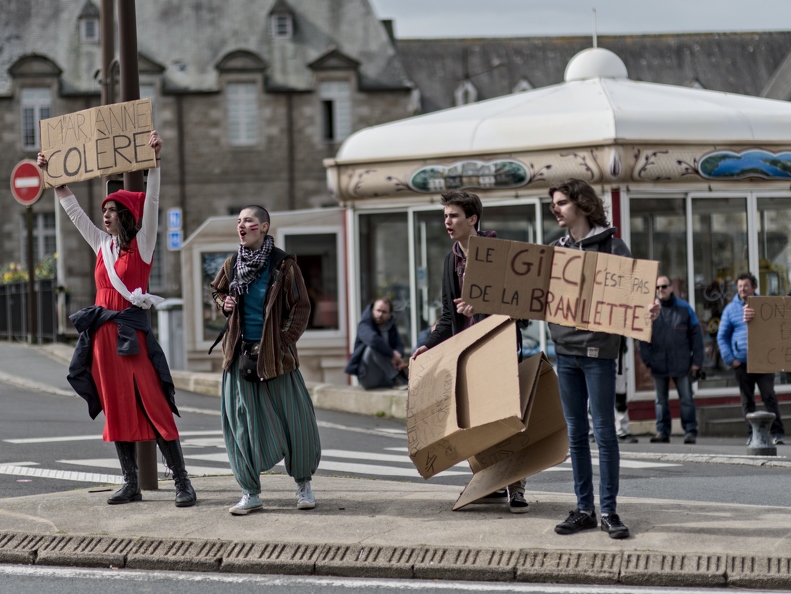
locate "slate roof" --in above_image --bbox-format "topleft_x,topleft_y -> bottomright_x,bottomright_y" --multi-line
396,32 -> 791,113
0,0 -> 412,97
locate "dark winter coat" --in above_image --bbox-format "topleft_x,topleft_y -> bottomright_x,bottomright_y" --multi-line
68,305 -> 176,420
345,303 -> 405,376
638,294 -> 703,377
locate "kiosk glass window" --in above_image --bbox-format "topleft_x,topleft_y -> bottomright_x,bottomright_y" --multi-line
284,233 -> 339,330
359,213 -> 410,348
757,197 -> 791,297
201,251 -> 235,342
629,198 -> 689,391
692,197 -> 748,389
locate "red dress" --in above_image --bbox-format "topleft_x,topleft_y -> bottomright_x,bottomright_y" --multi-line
91,238 -> 179,442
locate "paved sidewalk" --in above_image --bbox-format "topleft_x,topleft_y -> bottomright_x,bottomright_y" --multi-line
1,340 -> 791,587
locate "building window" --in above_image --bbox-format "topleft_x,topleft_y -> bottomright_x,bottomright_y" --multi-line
454,79 -> 478,106
226,82 -> 259,146
140,84 -> 157,127
757,197 -> 791,297
20,212 -> 57,270
21,88 -> 52,150
319,81 -> 352,143
81,18 -> 99,42
284,233 -> 339,330
271,14 -> 293,39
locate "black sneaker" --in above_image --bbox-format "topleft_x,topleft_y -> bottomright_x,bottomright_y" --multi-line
601,513 -> 630,539
509,491 -> 529,514
683,433 -> 697,444
470,488 -> 508,504
554,509 -> 597,535
618,434 -> 639,443
650,434 -> 670,443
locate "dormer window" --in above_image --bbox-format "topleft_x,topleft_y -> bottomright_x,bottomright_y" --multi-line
81,18 -> 99,42
271,14 -> 293,39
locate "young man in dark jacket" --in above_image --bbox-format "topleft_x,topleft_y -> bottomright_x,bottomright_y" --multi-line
412,190 -> 529,513
548,178 -> 659,540
345,298 -> 407,389
638,276 -> 703,444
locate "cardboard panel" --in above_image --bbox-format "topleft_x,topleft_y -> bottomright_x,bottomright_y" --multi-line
407,315 -> 524,479
461,236 -> 554,320
544,247 -> 592,329
39,99 -> 156,188
747,296 -> 791,373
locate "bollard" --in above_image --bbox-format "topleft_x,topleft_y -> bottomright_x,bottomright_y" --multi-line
746,411 -> 777,456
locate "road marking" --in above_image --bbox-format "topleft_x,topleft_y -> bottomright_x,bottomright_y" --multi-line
178,406 -> 220,416
5,430 -> 223,444
57,458 -> 231,477
0,371 -> 75,398
4,461 -> 39,466
0,465 -> 122,484
316,420 -> 406,439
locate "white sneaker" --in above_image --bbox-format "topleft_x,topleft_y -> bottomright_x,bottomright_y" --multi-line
296,480 -> 316,510
229,493 -> 263,515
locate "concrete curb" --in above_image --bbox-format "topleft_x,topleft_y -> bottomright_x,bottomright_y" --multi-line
2,531 -> 791,587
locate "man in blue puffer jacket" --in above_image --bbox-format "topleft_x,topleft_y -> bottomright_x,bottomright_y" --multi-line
638,276 -> 703,444
717,272 -> 785,444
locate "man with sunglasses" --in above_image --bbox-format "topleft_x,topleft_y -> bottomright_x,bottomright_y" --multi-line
638,276 -> 703,444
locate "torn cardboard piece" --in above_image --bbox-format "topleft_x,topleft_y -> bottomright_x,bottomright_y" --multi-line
747,296 -> 791,373
407,315 -> 568,506
407,315 -> 525,479
454,353 -> 567,510
39,98 -> 156,188
462,236 -> 658,341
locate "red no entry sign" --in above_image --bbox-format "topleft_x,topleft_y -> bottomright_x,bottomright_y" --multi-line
10,159 -> 44,206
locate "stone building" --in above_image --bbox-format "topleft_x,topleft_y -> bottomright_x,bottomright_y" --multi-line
0,0 -> 414,313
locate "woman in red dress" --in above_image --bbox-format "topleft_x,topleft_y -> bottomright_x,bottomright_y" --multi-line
38,132 -> 196,507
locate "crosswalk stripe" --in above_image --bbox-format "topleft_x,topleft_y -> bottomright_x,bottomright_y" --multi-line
57,458 -> 231,477
5,430 -> 224,444
0,465 -> 122,484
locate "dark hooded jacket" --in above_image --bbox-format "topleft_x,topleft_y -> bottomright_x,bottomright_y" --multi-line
638,293 -> 703,376
548,226 -> 631,360
345,303 -> 405,376
68,305 -> 177,420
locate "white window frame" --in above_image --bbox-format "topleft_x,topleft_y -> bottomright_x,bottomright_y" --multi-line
276,226 -> 346,341
319,81 -> 352,143
21,88 -> 52,150
226,82 -> 260,146
454,79 -> 478,106
271,14 -> 293,39
80,18 -> 100,43
193,243 -> 238,352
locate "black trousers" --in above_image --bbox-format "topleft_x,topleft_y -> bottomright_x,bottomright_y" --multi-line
734,365 -> 785,436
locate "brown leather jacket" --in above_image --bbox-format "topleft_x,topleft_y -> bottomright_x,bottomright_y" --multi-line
210,247 -> 311,379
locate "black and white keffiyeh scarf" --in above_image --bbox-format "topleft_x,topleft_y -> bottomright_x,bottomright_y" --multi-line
230,234 -> 275,295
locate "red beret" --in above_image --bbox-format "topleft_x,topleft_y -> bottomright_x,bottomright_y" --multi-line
102,190 -> 146,223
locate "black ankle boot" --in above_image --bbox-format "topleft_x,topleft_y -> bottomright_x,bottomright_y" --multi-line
108,441 -> 142,505
156,437 -> 197,507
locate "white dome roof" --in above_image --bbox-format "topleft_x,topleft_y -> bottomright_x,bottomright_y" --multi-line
564,47 -> 628,81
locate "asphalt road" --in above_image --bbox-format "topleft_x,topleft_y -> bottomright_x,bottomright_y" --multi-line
1,379 -> 790,508
1,565 -> 785,594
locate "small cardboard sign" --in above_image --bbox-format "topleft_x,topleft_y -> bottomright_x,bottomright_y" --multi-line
747,296 -> 791,373
39,98 -> 156,188
462,236 -> 658,341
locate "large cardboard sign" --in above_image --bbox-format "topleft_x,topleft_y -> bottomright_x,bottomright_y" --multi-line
747,296 -> 791,373
462,236 -> 658,341
407,315 -> 568,506
39,99 -> 156,188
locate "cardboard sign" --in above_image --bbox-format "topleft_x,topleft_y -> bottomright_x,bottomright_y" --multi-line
747,296 -> 791,373
462,236 -> 658,341
39,99 -> 156,188
461,236 -> 554,320
407,315 -> 568,506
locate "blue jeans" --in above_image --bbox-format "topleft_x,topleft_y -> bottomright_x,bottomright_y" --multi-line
654,375 -> 698,437
556,354 -> 619,515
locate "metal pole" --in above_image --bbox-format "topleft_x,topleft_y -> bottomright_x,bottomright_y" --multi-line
118,0 -> 157,491
26,206 -> 36,344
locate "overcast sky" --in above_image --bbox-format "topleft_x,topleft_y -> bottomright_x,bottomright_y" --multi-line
368,0 -> 791,38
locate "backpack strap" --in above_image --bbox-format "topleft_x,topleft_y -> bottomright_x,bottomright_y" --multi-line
208,252 -> 238,355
